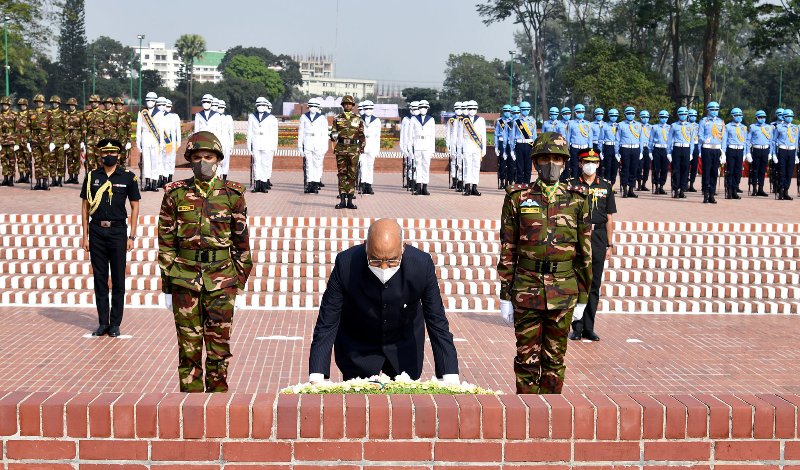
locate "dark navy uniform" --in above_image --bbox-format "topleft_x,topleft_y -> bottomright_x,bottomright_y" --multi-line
567,173 -> 616,340
80,164 -> 140,334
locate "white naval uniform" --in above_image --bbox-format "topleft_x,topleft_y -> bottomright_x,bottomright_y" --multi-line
247,111 -> 279,182
445,115 -> 460,180
410,114 -> 436,185
193,109 -> 224,142
216,113 -> 235,177
298,111 -> 329,184
400,116 -> 413,180
135,107 -> 163,180
360,114 -> 381,185
162,112 -> 181,178
459,115 -> 487,185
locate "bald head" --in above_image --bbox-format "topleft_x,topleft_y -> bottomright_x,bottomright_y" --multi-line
366,219 -> 403,265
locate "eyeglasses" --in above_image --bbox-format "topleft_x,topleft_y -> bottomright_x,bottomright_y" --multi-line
367,257 -> 401,268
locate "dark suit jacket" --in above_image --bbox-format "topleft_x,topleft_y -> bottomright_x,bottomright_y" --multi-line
308,244 -> 459,380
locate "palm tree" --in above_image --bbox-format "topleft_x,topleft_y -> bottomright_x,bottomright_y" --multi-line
175,34 -> 206,119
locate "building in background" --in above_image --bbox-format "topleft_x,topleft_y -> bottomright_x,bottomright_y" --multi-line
292,53 -> 376,99
135,42 -> 225,90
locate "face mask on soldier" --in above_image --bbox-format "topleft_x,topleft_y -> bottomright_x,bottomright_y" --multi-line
365,109 -> 374,116
582,162 -> 598,176
411,109 -> 420,116
419,107 -> 428,116
468,109 -> 477,117
146,100 -> 155,109
202,101 -> 211,110
536,157 -> 564,184
192,160 -> 218,181
102,154 -> 119,167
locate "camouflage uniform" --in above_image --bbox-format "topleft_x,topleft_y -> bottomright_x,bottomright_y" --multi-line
0,97 -> 17,184
158,131 -> 253,393
28,94 -> 51,187
114,98 -> 132,168
497,132 -> 592,394
83,95 -> 105,170
65,98 -> 83,183
48,96 -> 68,185
329,95 -> 365,208
15,99 -> 31,182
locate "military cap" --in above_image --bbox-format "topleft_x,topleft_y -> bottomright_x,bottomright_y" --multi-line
730,107 -> 743,117
594,107 -> 604,115
688,109 -> 698,117
784,109 -> 795,118
103,96 -> 113,104
341,95 -> 355,105
17,98 -> 28,106
776,108 -> 785,117
549,106 -> 560,115
453,102 -> 463,110
639,109 -> 650,118
165,99 -> 173,106
218,99 -> 227,108
658,110 -> 669,118
184,131 -> 224,161
676,107 -> 688,115
0,96 -> 9,105
573,104 -> 586,113
608,108 -> 620,116
520,101 -> 531,110
418,100 -> 430,108
156,96 -> 167,105
624,106 -> 636,115
531,132 -> 569,160
257,97 -> 269,106
33,93 -> 45,102
706,101 -> 720,110
146,91 -> 158,101
89,94 -> 100,102
560,106 -> 571,114
49,95 -> 61,104
67,97 -> 78,106
96,138 -> 123,153
409,101 -> 419,110
577,148 -> 601,162
755,110 -> 767,118
114,97 -> 124,105
511,105 -> 520,113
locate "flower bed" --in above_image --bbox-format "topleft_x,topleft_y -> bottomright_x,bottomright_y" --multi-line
282,373 -> 501,395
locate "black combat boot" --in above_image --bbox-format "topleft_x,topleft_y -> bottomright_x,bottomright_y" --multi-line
311,182 -> 319,194
335,194 -> 347,209
784,188 -> 793,200
252,181 -> 261,193
621,185 -> 628,198
463,184 -> 471,196
641,182 -> 649,191
6,175 -> 13,187
732,187 -> 741,199
260,181 -> 268,193
346,194 -> 357,209
318,181 -> 325,188
708,192 -> 717,203
456,180 -> 463,192
472,185 -> 482,196
266,179 -> 272,189
15,174 -> 24,184
756,185 -> 768,197
51,177 -> 58,188
168,175 -> 173,183
687,182 -> 696,192
42,178 -> 49,190
702,192 -> 709,203
413,183 -> 420,195
679,188 -> 686,199
365,183 -> 374,195
451,178 -> 457,189
33,178 -> 42,190
0,175 -> 7,186
736,187 -> 743,193
421,184 -> 430,196
627,185 -> 638,198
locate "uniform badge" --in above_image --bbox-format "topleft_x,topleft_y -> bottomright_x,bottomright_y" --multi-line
178,205 -> 194,212
133,175 -> 138,182
520,199 -> 539,208
520,207 -> 541,214
351,118 -> 360,126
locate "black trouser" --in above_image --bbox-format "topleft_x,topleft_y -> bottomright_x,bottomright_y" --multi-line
752,147 -> 769,189
725,147 -> 744,191
515,142 -> 533,184
689,146 -> 700,184
619,147 -> 639,187
89,223 -> 128,327
602,144 -> 618,185
498,141 -> 515,182
562,147 -> 584,182
777,148 -> 795,192
572,226 -> 607,337
651,147 -> 668,186
701,147 -> 721,194
671,146 -> 690,191
638,147 -> 651,184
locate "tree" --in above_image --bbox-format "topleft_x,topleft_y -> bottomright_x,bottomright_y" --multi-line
749,0 -> 800,56
88,36 -> 138,81
477,0 -> 562,117
441,53 -> 508,112
219,46 -> 302,99
175,34 -> 206,118
222,55 -> 284,101
401,87 -> 444,115
56,0 -> 87,99
141,70 -> 162,93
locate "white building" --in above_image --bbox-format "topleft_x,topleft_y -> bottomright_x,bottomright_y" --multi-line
135,42 -> 225,90
292,53 -> 376,99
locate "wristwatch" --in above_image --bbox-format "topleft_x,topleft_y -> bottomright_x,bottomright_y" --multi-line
129,236 -> 136,241
607,244 -> 614,248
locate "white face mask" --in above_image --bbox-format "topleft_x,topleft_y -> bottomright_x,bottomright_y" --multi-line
419,108 -> 428,116
211,105 -> 219,112
202,102 -> 211,110
157,104 -> 166,112
582,163 -> 599,176
365,109 -> 374,116
309,106 -> 318,115
219,108 -> 226,114
256,105 -> 266,113
455,110 -> 463,115
469,109 -> 477,116
165,106 -> 172,113
369,265 -> 400,284
146,100 -> 155,109
411,109 -> 419,116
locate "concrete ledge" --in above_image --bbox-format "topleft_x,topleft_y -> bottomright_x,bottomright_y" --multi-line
1,391 -> 799,467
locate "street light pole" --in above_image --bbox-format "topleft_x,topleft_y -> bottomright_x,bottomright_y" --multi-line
137,34 -> 144,114
508,51 -> 515,104
91,54 -> 96,94
4,15 -> 9,97
129,49 -> 134,108
779,65 -> 783,107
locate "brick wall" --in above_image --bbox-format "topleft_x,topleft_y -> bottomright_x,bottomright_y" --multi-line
2,391 -> 799,468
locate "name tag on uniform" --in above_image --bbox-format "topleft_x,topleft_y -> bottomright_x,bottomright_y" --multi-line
113,184 -> 127,188
520,207 -> 541,214
178,205 -> 194,212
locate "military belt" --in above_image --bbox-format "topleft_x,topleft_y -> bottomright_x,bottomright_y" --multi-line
620,144 -> 639,148
727,144 -> 744,150
517,257 -> 573,274
673,143 -> 690,147
179,248 -> 231,263
779,145 -> 796,150
702,144 -> 721,149
91,219 -> 126,228
337,138 -> 360,145
653,144 -> 667,148
752,145 -> 769,149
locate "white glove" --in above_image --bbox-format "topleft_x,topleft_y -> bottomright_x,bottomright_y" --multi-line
48,143 -> 55,152
234,295 -> 246,312
615,154 -> 621,163
744,153 -> 752,163
796,156 -> 799,165
667,154 -> 672,163
441,374 -> 460,385
573,303 -> 587,321
772,154 -> 778,164
80,142 -> 85,151
308,373 -> 325,384
125,142 -> 131,151
499,300 -> 514,326
689,153 -> 694,161
163,293 -> 173,312
639,153 -> 643,160
599,152 -> 604,160
510,151 -> 516,161
63,143 -> 70,150
26,143 -> 31,152
13,145 -> 19,151
720,153 -> 726,165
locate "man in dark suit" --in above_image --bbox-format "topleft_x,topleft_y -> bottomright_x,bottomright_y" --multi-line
308,219 -> 460,383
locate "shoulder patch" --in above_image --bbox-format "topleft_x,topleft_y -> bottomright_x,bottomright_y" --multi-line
225,180 -> 244,194
164,180 -> 188,192
568,184 -> 589,195
506,183 -> 529,195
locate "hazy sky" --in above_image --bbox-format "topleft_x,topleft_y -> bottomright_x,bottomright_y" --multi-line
84,0 -> 519,87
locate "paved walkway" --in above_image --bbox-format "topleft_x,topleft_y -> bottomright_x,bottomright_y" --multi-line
1,307 -> 797,395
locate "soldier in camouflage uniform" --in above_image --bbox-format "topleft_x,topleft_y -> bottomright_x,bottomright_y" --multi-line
29,94 -> 51,190
0,96 -> 18,186
329,94 -> 365,209
49,96 -> 68,187
158,131 -> 253,393
114,97 -> 132,168
83,94 -> 104,171
497,131 -> 592,394
15,99 -> 32,183
65,98 -> 83,184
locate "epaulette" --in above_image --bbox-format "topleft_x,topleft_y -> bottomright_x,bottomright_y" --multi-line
506,183 -> 529,195
567,183 -> 589,195
127,170 -> 138,183
225,180 -> 245,194
164,180 -> 188,193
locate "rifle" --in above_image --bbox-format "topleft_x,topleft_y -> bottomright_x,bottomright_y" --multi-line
411,149 -> 418,195
459,147 -> 465,192
747,161 -> 755,197
302,146 -> 308,193
774,162 -> 782,200
496,143 -> 503,189
722,162 -> 730,199
768,159 -> 775,194
137,146 -> 144,191
249,149 -> 255,192
357,160 -> 363,195
28,145 -> 34,191
402,150 -> 407,189
447,152 -> 452,190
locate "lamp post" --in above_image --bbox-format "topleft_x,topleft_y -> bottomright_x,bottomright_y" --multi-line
137,34 -> 144,114
779,65 -> 783,107
129,49 -> 134,108
91,54 -> 96,94
4,15 -> 9,97
508,50 -> 515,104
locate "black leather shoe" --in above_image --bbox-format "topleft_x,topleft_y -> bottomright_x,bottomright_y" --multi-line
687,183 -> 696,192
346,194 -> 357,209
335,194 -> 347,209
584,332 -> 601,341
92,325 -> 110,336
568,331 -> 582,341
108,326 -> 121,337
